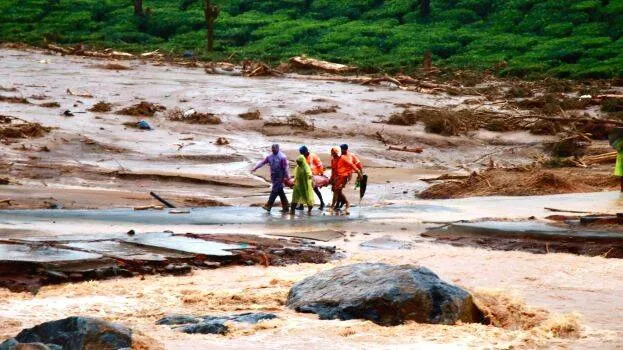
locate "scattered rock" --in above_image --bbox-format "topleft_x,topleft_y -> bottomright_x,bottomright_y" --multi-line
61,110 -> 74,117
0,317 -> 132,350
180,322 -> 228,335
137,120 -> 152,130
286,263 -> 484,326
156,312 -> 277,335
215,137 -> 229,145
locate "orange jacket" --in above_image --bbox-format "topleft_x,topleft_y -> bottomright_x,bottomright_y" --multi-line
335,153 -> 361,177
305,153 -> 324,176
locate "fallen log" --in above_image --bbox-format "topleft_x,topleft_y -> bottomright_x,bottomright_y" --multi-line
46,43 -> 72,55
582,152 -> 617,165
388,145 -> 423,153
545,207 -> 593,214
134,205 -> 164,211
149,191 -> 176,208
0,199 -> 14,205
515,115 -> 623,126
290,56 -> 356,73
419,174 -> 470,183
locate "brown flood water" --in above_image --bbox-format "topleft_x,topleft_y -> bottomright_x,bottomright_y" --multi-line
0,48 -> 622,349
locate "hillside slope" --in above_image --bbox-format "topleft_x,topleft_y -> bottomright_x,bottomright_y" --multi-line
0,0 -> 622,78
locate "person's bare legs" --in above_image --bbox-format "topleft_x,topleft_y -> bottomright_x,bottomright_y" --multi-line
339,191 -> 349,214
620,177 -> 623,192
307,205 -> 312,214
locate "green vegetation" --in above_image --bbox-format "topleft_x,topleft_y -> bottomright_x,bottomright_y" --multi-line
0,0 -> 622,78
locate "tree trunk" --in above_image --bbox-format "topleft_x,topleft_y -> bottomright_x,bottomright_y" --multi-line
207,18 -> 214,51
420,0 -> 430,17
133,0 -> 143,16
203,0 -> 219,52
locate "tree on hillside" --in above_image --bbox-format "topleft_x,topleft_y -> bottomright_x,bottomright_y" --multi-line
180,0 -> 220,51
420,0 -> 430,17
133,0 -> 144,16
204,0 -> 220,51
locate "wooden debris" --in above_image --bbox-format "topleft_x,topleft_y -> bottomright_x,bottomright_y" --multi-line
420,174 -> 470,183
134,205 -> 164,211
290,56 -> 356,73
66,88 -> 93,98
388,145 -> 424,153
545,207 -> 593,214
0,199 -> 14,205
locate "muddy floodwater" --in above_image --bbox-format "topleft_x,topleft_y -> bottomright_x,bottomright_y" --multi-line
1,48 -> 623,349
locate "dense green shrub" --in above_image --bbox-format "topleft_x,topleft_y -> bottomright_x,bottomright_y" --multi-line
0,0 -> 620,78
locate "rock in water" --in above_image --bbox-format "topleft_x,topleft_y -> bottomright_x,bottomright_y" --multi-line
0,317 -> 132,350
286,263 -> 484,326
155,312 -> 278,335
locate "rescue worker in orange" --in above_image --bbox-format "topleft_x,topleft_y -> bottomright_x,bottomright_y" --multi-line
299,146 -> 326,210
330,144 -> 363,213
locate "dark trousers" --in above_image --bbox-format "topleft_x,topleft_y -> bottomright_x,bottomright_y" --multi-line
268,187 -> 288,209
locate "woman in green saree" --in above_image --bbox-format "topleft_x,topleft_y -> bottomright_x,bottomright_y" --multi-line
291,155 -> 315,213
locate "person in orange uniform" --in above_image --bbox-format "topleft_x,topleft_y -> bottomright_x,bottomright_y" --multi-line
299,146 -> 326,210
331,144 -> 362,213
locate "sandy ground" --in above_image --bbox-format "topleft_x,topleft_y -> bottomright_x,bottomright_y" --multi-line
1,48 -> 623,349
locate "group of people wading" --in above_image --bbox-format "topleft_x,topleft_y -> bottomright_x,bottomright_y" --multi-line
251,144 -> 364,214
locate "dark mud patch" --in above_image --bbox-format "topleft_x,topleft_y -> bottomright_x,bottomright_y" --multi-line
422,222 -> 623,258
188,233 -> 336,266
0,233 -> 334,293
92,63 -> 132,70
113,171 -> 263,188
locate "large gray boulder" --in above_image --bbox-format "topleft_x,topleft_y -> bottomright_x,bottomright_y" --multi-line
286,263 -> 484,326
0,317 -> 132,350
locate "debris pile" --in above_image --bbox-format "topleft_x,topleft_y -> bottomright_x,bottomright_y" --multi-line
289,56 -> 356,74
238,110 -> 262,120
419,167 -> 618,199
242,61 -> 281,77
39,101 -> 60,108
117,101 -> 165,116
47,43 -> 135,59
264,115 -> 314,131
88,101 -> 113,112
0,95 -> 29,104
387,108 -> 517,136
168,108 -> 221,124
0,116 -> 51,139
303,105 -> 339,115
